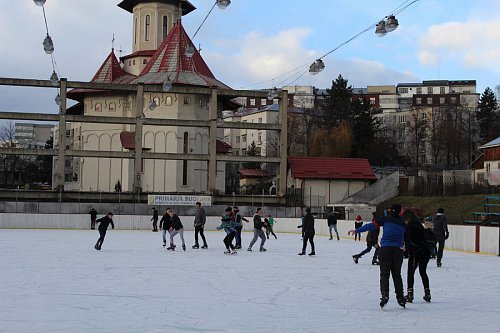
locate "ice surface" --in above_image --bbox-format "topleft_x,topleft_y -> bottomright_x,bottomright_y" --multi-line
1,229 -> 499,333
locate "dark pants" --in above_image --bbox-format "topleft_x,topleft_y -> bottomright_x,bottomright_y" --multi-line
437,238 -> 445,263
95,229 -> 107,248
356,243 -> 380,261
224,231 -> 236,250
91,219 -> 96,230
266,225 -> 277,239
379,246 -> 404,297
234,225 -> 243,247
407,249 -> 430,290
194,225 -> 207,246
152,220 -> 158,231
302,231 -> 315,253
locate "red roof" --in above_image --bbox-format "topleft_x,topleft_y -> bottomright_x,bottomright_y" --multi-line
238,169 -> 271,178
91,49 -> 126,83
288,157 -> 377,180
216,140 -> 232,154
133,21 -> 230,89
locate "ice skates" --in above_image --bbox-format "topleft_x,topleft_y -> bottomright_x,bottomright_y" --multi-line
201,244 -> 208,249
298,252 -> 306,255
379,293 -> 389,308
352,255 -> 359,264
308,251 -> 315,256
396,294 -> 406,308
405,288 -> 414,303
423,288 -> 431,302
192,244 -> 199,249
259,247 -> 267,252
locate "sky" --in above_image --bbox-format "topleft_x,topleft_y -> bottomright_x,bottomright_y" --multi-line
1,228 -> 499,332
2,0 -> 500,114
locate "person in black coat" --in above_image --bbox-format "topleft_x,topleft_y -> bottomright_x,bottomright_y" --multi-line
298,207 -> 315,256
159,208 -> 172,247
432,207 -> 449,267
94,212 -> 114,251
151,207 -> 159,232
89,208 -> 98,230
403,210 -> 432,303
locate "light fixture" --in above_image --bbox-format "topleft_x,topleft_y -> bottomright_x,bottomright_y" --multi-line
162,76 -> 172,92
50,71 -> 59,86
385,15 -> 399,32
309,59 -> 325,75
216,0 -> 231,10
148,100 -> 158,111
33,0 -> 46,6
375,21 -> 387,37
185,44 -> 195,57
267,87 -> 278,100
216,117 -> 224,126
55,93 -> 61,106
43,34 -> 54,54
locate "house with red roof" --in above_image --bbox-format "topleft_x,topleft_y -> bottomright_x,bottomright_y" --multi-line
287,157 -> 378,206
60,0 -> 235,193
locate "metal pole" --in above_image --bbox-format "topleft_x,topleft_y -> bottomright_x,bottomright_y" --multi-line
133,83 -> 144,193
56,79 -> 68,191
278,90 -> 288,197
208,88 -> 218,194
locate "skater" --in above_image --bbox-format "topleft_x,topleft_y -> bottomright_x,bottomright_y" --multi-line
354,215 -> 363,241
432,208 -> 449,267
168,209 -> 186,251
160,208 -> 172,247
352,213 -> 380,265
89,207 -> 98,230
327,211 -> 340,240
94,212 -> 114,250
264,215 -> 277,239
233,207 -> 249,249
248,207 -> 267,252
192,202 -> 208,249
402,210 -> 432,303
298,207 -> 315,256
349,204 -> 410,308
151,207 -> 159,232
217,207 -> 237,254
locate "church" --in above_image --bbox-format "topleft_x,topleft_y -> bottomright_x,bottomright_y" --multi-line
64,0 -> 236,193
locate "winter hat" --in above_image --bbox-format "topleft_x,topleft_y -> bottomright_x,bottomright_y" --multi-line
225,207 -> 233,212
233,206 -> 239,211
391,204 -> 402,215
437,207 -> 444,214
305,207 -> 311,213
355,215 -> 362,221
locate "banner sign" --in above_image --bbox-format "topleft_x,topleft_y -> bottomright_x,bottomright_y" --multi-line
487,171 -> 500,186
148,195 -> 212,206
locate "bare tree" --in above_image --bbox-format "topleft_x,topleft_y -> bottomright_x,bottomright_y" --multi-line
407,107 -> 428,166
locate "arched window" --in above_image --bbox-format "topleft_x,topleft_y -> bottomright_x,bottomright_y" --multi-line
162,16 -> 169,40
183,132 -> 188,185
145,15 -> 151,41
134,17 -> 137,44
143,59 -> 147,65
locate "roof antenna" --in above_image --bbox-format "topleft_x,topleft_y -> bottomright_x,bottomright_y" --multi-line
112,33 -> 115,51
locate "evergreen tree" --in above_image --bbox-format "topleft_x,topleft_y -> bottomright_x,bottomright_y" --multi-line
320,75 -> 352,128
477,87 -> 498,142
242,141 -> 261,169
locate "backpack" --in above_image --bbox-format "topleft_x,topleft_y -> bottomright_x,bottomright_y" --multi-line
423,228 -> 437,253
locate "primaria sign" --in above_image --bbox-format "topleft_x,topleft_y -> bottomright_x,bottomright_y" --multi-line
147,195 -> 212,206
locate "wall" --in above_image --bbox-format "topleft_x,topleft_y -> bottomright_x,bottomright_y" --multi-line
1,214 -> 498,255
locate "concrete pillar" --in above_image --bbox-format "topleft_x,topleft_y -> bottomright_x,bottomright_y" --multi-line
278,89 -> 288,196
208,88 -> 218,194
56,79 -> 68,191
133,83 -> 144,193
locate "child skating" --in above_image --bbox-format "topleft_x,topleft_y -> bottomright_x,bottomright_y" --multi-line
217,207 -> 238,255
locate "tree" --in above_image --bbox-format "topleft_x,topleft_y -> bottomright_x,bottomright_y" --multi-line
349,96 -> 379,158
477,87 -> 498,142
320,75 -> 352,128
407,107 -> 428,166
308,122 -> 352,157
242,141 -> 261,169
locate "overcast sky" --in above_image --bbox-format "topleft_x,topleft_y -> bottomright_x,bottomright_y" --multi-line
2,0 -> 500,115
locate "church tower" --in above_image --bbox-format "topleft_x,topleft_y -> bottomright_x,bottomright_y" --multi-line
118,0 -> 196,75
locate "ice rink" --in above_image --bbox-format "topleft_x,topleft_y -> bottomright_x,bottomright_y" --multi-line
1,228 -> 498,333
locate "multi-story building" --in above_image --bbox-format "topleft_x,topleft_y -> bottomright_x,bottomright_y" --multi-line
15,123 -> 53,148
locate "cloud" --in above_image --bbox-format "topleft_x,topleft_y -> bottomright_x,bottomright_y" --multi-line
419,20 -> 500,71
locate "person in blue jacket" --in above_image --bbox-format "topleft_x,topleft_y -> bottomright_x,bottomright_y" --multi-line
349,204 -> 410,308
217,207 -> 237,254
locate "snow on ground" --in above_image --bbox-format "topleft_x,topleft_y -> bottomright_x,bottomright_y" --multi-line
0,228 -> 498,333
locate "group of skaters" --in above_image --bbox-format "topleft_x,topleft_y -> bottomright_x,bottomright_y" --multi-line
348,204 -> 449,308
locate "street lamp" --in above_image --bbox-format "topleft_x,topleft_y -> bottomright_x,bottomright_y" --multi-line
33,0 -> 46,6
216,0 -> 231,9
309,59 -> 325,75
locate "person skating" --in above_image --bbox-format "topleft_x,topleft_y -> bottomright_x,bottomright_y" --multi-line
432,208 -> 449,267
233,207 -> 248,249
354,215 -> 363,241
217,207 -> 238,254
192,202 -> 208,249
89,207 -> 98,230
160,208 -> 173,248
151,207 -> 159,232
264,215 -> 277,239
352,214 -> 380,265
94,212 -> 114,250
168,209 -> 186,251
327,211 -> 340,240
402,210 -> 432,303
248,207 -> 267,252
349,204 -> 410,308
298,207 -> 315,256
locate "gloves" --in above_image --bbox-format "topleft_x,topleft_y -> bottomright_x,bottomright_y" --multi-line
445,232 -> 449,240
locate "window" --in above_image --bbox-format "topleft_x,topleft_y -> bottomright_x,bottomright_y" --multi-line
399,115 -> 406,123
242,148 -> 247,155
451,97 -> 457,104
427,97 -> 433,104
224,135 -> 230,143
183,132 -> 188,186
370,97 -> 376,105
399,87 -> 408,93
398,142 -> 404,150
166,96 -> 172,106
143,59 -> 147,65
427,87 -> 433,94
273,98 -> 279,104
128,60 -> 132,66
242,134 -> 247,143
258,132 -> 262,143
261,99 -> 267,106
486,163 -> 490,172
440,87 -> 445,94
258,118 -> 262,123
183,96 -> 190,105
134,17 -> 137,43
416,87 -> 422,94
109,103 -> 116,112
249,99 -> 256,106
145,15 -> 151,41
95,103 -> 102,112
153,97 -> 160,108
132,59 -> 135,65
235,136 -> 240,143
440,97 -> 445,104
416,98 -> 422,105
162,16 -> 168,40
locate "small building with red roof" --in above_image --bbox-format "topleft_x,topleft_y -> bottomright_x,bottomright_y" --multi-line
62,0 -> 235,193
287,156 -> 378,206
